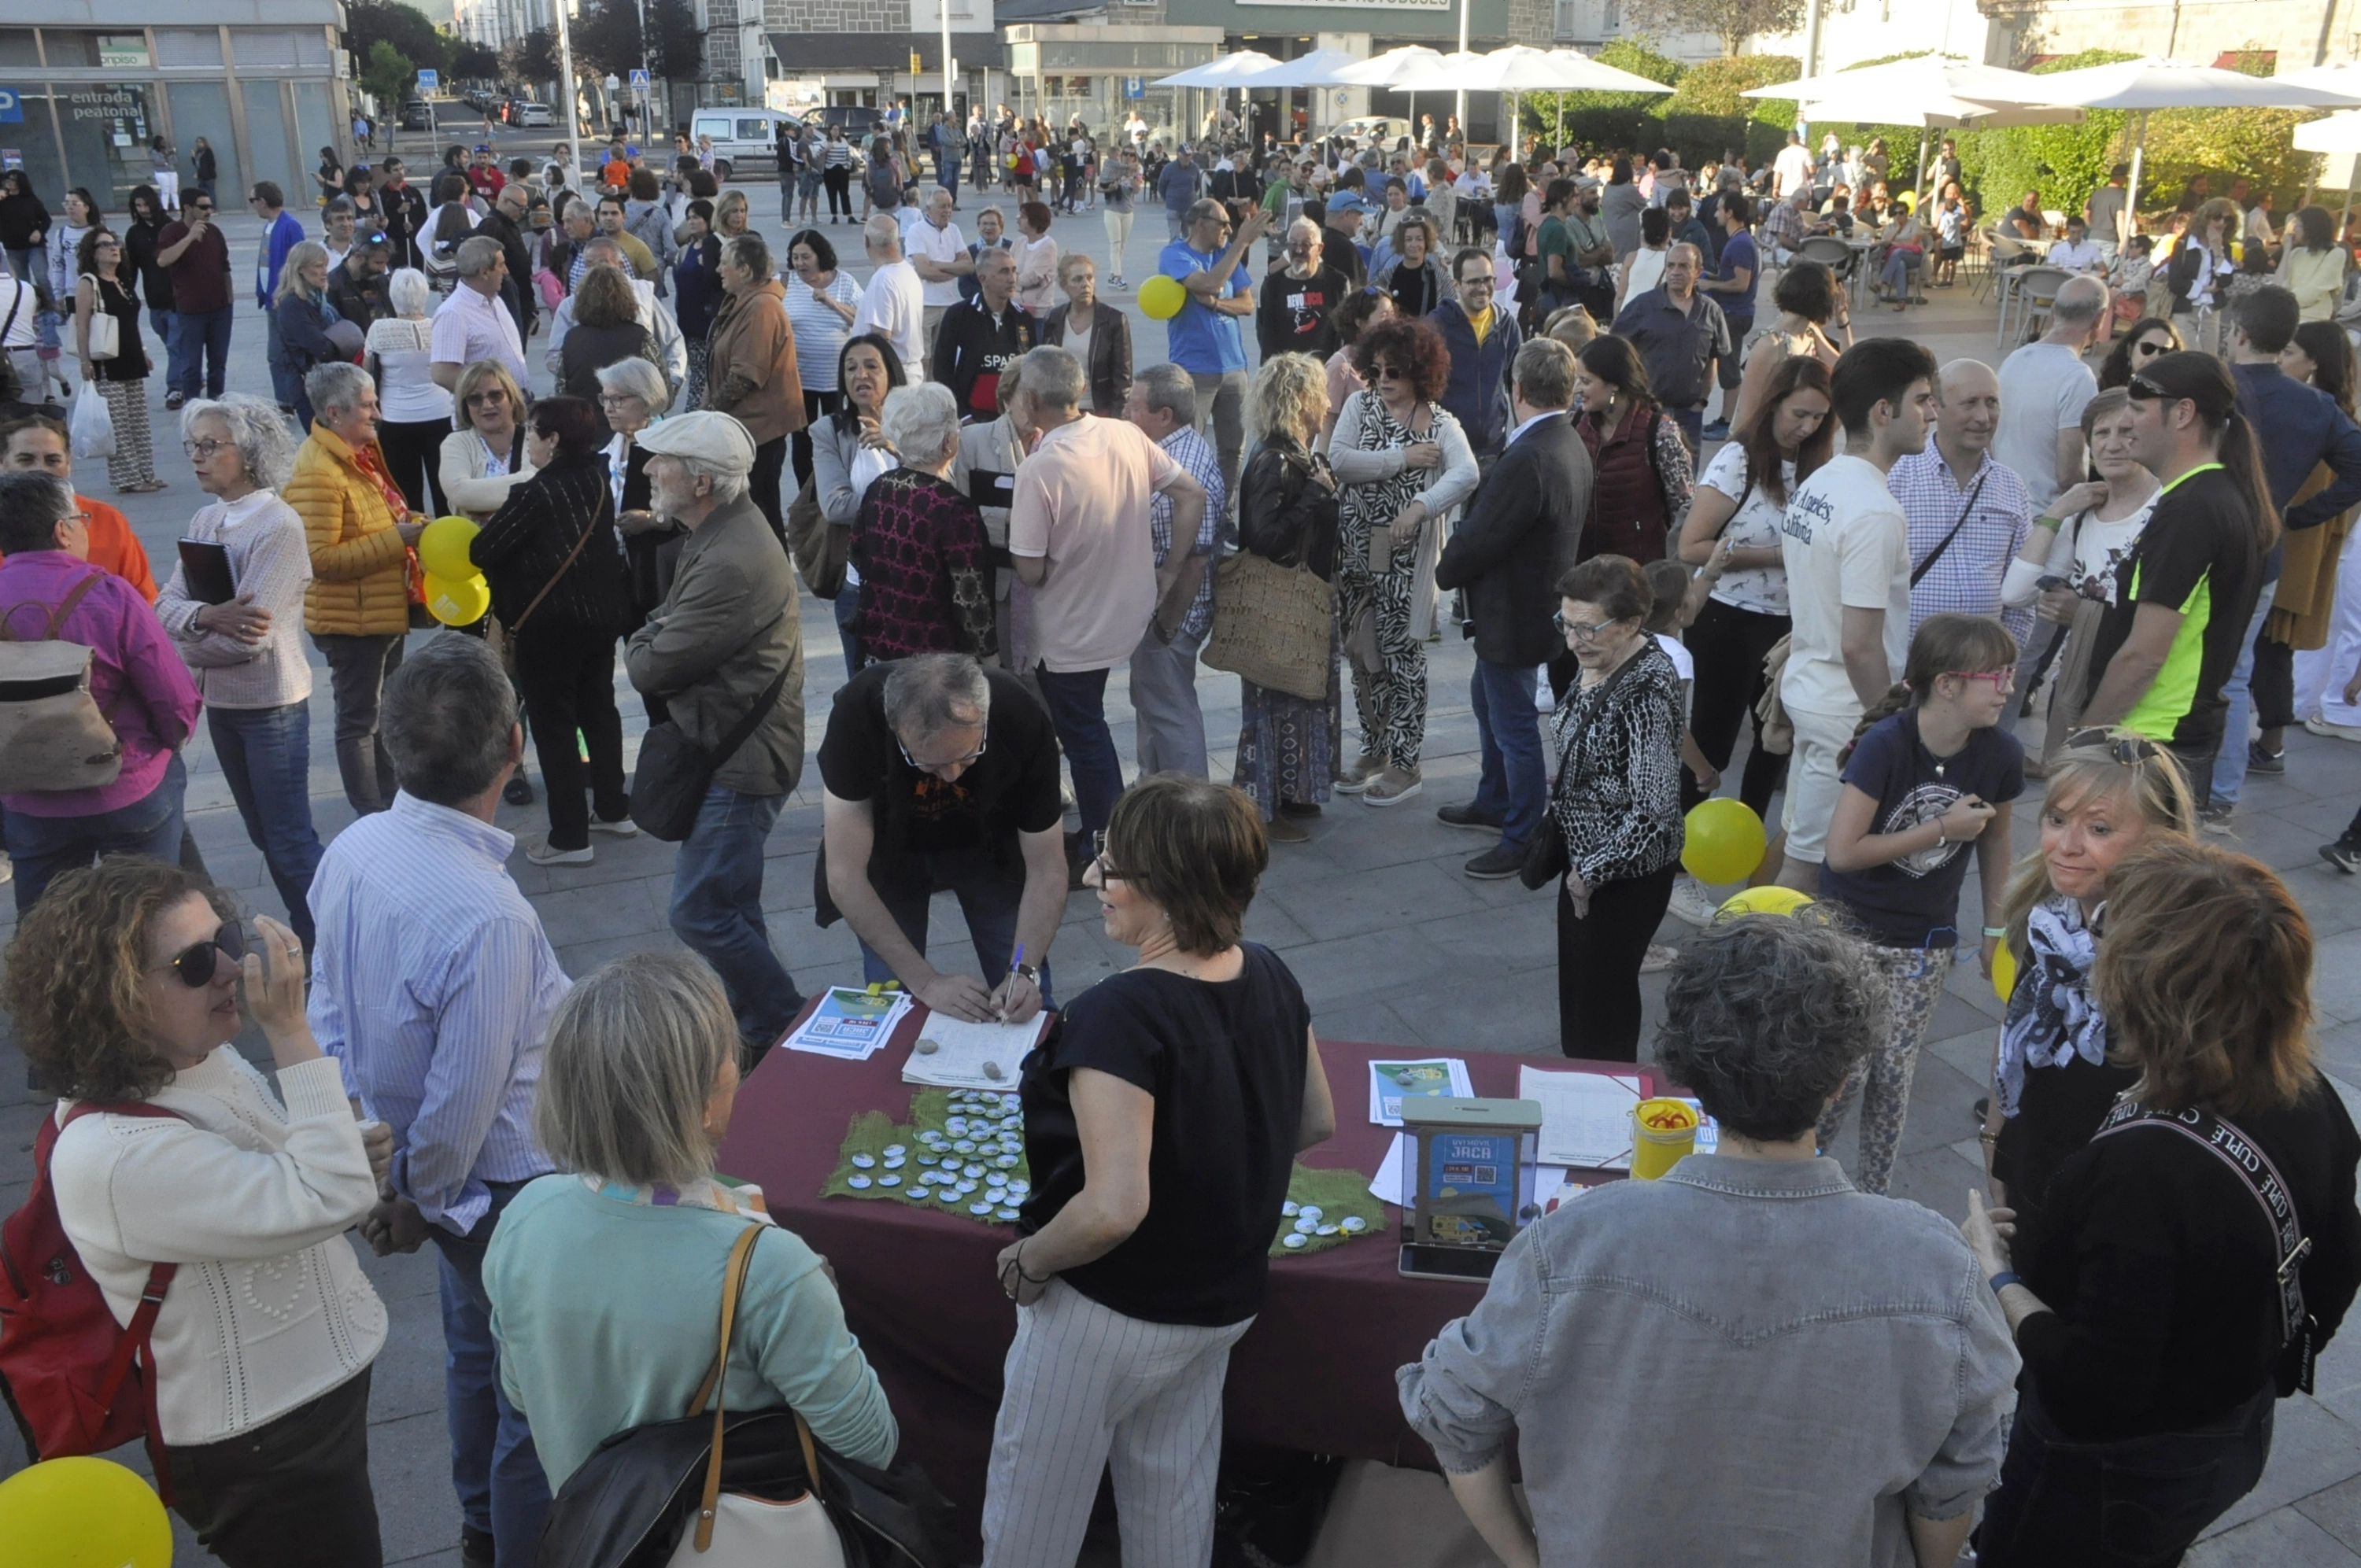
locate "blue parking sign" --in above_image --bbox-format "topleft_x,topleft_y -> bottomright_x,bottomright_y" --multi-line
1124,77 -> 1144,100
0,89 -> 21,125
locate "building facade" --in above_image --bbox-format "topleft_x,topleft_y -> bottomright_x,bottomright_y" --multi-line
452,0 -> 586,52
1,4 -> 353,219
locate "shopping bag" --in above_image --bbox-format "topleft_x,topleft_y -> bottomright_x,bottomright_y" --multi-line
68,381 -> 115,461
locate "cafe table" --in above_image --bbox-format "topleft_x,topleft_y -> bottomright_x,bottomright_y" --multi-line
715,996 -> 1661,1551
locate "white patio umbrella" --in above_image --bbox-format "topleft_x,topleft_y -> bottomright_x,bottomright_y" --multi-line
1322,44 -> 1445,144
2294,109 -> 2361,226
1153,51 -> 1283,90
2008,58 -> 2361,224
1537,50 -> 1679,148
1742,57 -> 2082,197
1240,47 -> 1365,90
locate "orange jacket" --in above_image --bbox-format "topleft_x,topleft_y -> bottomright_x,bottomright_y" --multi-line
0,495 -> 155,603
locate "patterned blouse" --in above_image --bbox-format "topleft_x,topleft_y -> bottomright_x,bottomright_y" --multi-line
851,465 -> 997,665
1549,638 -> 1687,887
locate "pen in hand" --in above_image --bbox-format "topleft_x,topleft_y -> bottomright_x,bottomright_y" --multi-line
999,943 -> 1025,1023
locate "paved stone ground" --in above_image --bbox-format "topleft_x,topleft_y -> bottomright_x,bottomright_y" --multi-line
3,184 -> 2360,1564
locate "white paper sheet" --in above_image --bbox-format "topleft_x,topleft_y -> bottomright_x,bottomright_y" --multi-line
1369,1131 -> 1408,1207
1366,1059 -> 1476,1127
1517,1066 -> 1644,1170
783,987 -> 913,1060
900,1013 -> 1051,1089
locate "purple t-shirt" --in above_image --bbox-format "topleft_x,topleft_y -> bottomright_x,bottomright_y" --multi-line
1716,230 -> 1759,323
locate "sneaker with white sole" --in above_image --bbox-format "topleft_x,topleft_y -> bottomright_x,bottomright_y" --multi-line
1333,753 -> 1384,795
1361,766 -> 1424,806
2306,715 -> 2361,742
1639,943 -> 1679,974
526,840 -> 594,865
589,814 -> 640,837
1666,877 -> 1720,927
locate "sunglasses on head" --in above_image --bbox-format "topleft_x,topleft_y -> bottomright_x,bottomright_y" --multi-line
2064,728 -> 2162,766
153,921 -> 247,987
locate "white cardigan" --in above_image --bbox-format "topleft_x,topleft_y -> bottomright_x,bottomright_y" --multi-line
49,1053 -> 388,1446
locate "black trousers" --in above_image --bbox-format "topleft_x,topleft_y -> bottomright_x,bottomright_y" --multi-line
1557,862 -> 1678,1061
823,164 -> 853,219
793,388 -> 842,488
750,434 -> 789,548
165,1365 -> 382,1568
376,417 -> 450,518
513,624 -> 628,850
2252,633 -> 2296,733
1683,596 -> 1790,820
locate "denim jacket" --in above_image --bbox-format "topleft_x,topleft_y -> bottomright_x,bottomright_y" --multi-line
1398,1154 -> 2018,1567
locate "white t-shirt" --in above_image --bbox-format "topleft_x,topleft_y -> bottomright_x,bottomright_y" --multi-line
1063,316 -> 1096,410
1994,340 -> 2097,515
1778,453 -> 1911,719
1774,144 -> 1816,198
364,317 -> 453,425
2003,492 -> 2159,608
1653,633 -> 1694,683
853,258 -> 928,374
1695,443 -> 1792,616
905,216 -> 966,308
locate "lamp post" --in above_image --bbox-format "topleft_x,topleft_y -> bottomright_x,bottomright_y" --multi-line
1456,0 -> 1469,140
553,0 -> 585,186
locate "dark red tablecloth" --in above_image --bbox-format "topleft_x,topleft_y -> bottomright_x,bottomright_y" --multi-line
716,1000 -> 1654,1544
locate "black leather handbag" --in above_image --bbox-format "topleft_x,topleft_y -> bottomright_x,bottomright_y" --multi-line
630,641 -> 796,843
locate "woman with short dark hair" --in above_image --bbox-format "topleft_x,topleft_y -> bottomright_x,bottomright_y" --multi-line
1572,335 -> 1692,566
985,775 -> 1336,1566
467,394 -> 636,865
1969,839 -> 2361,1564
1728,258 -> 1844,432
1546,554 -> 1686,1059
555,262 -> 656,424
672,198 -> 724,409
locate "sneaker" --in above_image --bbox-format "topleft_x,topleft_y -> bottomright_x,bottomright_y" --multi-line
1665,876 -> 1720,927
2199,801 -> 2236,835
1361,766 -> 1424,806
1333,752 -> 1384,794
1278,799 -> 1321,818
525,839 -> 593,865
1265,812 -> 1310,843
589,813 -> 639,837
163,390 -> 185,411
0,850 -> 12,885
1436,802 -> 1503,833
2323,836 -> 2361,875
461,1524 -> 496,1568
1463,844 -> 1523,879
2305,715 -> 2361,742
504,772 -> 536,806
1699,420 -> 1731,441
2248,741 -> 2285,775
1639,943 -> 1678,974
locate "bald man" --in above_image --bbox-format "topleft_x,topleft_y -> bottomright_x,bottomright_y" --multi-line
1995,272 -> 2107,515
1888,357 -> 2037,644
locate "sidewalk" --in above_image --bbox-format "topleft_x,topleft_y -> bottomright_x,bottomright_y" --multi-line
2,197 -> 2359,1565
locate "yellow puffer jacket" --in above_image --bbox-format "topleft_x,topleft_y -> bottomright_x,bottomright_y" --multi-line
286,423 -> 413,636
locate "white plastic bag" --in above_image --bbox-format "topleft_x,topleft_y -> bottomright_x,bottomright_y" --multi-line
69,380 -> 115,461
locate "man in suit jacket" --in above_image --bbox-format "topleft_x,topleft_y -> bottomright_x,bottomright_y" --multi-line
1433,338 -> 1594,880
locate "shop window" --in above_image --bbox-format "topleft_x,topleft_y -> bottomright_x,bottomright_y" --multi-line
156,29 -> 225,68
0,30 -> 38,68
57,83 -> 160,213
165,79 -> 240,206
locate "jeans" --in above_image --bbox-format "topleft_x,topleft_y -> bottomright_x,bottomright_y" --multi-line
1468,657 -> 1546,854
1127,622 -> 1209,776
855,844 -> 1053,1007
512,626 -> 627,851
834,585 -> 863,676
169,303 -> 234,400
164,1365 -> 381,1568
939,152 -> 960,201
315,632 -> 406,815
670,784 -> 802,1051
149,304 -> 185,399
6,753 -> 187,913
1166,208 -> 1188,242
431,1181 -> 550,1568
2208,579 -> 2279,808
1716,319 -> 1752,397
824,165 -> 853,220
1978,1381 -> 2271,1567
1036,665 -> 1122,838
1668,404 -> 1704,456
208,703 -> 326,950
1557,862 -> 1678,1061
1186,368 -> 1248,511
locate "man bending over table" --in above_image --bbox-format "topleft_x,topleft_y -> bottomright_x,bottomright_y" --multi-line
818,651 -> 1068,1020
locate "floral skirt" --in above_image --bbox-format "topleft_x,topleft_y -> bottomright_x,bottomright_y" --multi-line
1232,627 -> 1343,820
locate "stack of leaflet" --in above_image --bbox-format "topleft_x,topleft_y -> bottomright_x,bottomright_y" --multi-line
900,1013 -> 1051,1090
782,986 -> 914,1061
1365,1058 -> 1476,1208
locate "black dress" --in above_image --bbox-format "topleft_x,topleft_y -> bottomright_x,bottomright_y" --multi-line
83,274 -> 149,382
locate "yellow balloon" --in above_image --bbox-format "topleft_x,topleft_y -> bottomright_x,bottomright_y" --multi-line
1716,885 -> 1814,918
416,515 -> 481,581
1681,798 -> 1768,885
424,571 -> 491,627
1992,942 -> 2018,1003
1139,274 -> 1188,321
0,1455 -> 172,1568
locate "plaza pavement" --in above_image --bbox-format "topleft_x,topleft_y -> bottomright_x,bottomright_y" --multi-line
2,188 -> 2360,1565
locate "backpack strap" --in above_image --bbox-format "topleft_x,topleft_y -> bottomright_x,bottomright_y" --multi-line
0,569 -> 108,645
687,1223 -> 770,1550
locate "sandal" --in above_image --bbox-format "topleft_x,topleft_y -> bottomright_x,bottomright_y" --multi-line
120,479 -> 169,494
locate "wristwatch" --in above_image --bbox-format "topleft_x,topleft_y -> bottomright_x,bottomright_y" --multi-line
1014,963 -> 1040,985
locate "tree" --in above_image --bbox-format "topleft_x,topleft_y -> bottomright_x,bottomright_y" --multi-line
572,0 -> 643,80
1620,0 -> 1807,60
359,40 -> 417,116
452,41 -> 501,83
648,0 -> 701,82
345,0 -> 450,79
503,27 -> 559,90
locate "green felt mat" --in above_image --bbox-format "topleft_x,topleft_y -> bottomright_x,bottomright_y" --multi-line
823,1093 -> 1382,1255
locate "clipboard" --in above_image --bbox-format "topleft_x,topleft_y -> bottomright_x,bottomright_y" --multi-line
967,469 -> 1014,510
176,540 -> 237,605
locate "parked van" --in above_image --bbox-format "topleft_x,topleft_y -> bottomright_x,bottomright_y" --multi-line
687,107 -> 805,181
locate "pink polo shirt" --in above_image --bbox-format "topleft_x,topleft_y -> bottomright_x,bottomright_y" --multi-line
1006,415 -> 1182,672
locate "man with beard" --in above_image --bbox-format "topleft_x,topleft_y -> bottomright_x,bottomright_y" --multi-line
1256,220 -> 1349,359
327,228 -> 395,327
479,183 -> 539,340
378,157 -> 429,271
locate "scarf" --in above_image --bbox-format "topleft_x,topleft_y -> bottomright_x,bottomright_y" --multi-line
1995,896 -> 2108,1117
585,1173 -> 773,1221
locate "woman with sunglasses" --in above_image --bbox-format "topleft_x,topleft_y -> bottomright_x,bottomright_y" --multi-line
2095,315 -> 2182,391
1816,613 -> 2024,1194
5,858 -> 391,1566
437,359 -> 535,523
1982,730 -> 2194,1264
73,224 -> 166,493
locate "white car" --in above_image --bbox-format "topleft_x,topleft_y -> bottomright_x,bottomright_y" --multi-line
1335,116 -> 1413,148
513,101 -> 554,128
688,107 -> 805,182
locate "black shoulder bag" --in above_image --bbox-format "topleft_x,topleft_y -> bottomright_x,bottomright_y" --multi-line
1519,647 -> 1647,891
630,627 -> 796,843
1909,468 -> 1992,587
2092,1098 -> 2319,1396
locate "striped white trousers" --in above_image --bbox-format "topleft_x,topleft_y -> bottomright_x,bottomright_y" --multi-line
981,1279 -> 1254,1568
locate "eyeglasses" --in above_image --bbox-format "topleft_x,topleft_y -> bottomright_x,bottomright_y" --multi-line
896,729 -> 988,776
1370,363 -> 1406,380
1946,668 -> 2017,692
1554,611 -> 1625,641
2064,728 -> 2162,766
1459,275 -> 1495,290
182,437 -> 231,459
1089,829 -> 1130,881
2133,338 -> 2170,358
597,393 -> 644,408
150,921 -> 247,988
464,388 -> 509,405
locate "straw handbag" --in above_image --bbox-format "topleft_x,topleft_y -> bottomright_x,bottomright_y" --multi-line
1201,547 -> 1335,702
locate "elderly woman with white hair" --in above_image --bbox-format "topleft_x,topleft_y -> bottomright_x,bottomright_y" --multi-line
597,355 -> 685,622
364,267 -> 453,515
849,380 -> 996,665
157,393 -> 327,946
485,950 -> 898,1496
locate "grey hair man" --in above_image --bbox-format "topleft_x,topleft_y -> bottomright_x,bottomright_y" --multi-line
854,211 -> 927,373
907,183 -> 974,352
624,411 -> 808,1056
1258,218 -> 1351,360
1892,357 -> 2037,641
1120,363 -> 1226,778
429,234 -> 528,387
308,630 -> 567,1564
818,650 -> 1067,1021
541,234 -> 687,389
1609,239 -> 1730,453
1994,272 -> 2105,515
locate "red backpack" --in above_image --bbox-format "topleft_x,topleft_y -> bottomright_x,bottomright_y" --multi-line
0,1101 -> 185,1496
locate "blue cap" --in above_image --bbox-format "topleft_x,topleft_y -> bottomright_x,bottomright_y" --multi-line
1332,190 -> 1368,213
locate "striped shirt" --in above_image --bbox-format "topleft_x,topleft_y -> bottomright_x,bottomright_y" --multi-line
1890,445 -> 2037,646
1151,424 -> 1224,641
309,792 -> 571,1236
785,271 -> 864,392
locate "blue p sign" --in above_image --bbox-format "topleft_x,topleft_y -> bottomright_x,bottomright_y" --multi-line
0,89 -> 22,125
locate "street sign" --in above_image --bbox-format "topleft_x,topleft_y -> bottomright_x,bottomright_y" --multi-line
630,68 -> 649,91
0,89 -> 21,125
416,68 -> 438,91
1124,76 -> 1144,99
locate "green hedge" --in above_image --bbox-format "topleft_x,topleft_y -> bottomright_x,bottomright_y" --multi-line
1521,50 -> 1799,170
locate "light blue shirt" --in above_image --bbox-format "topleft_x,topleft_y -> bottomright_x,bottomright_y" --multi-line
310,791 -> 571,1235
1158,239 -> 1248,375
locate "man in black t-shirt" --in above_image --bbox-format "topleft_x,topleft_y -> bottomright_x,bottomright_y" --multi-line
2082,352 -> 2265,806
818,653 -> 1068,1021
1255,220 -> 1348,360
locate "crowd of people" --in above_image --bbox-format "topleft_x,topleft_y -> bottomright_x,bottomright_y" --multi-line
2,119 -> 2359,1568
